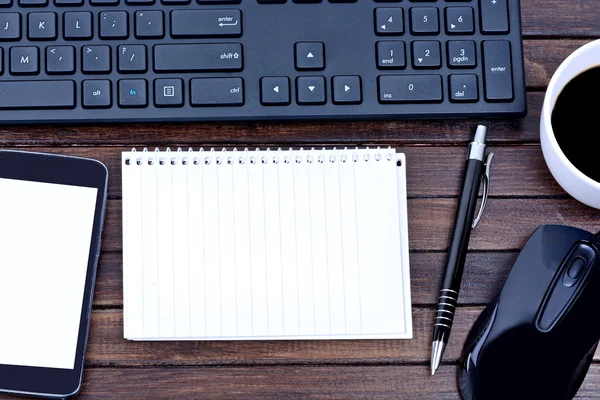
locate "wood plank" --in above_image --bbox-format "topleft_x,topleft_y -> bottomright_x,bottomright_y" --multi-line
0,92 -> 543,146
102,197 -> 599,252
94,251 -> 514,307
1,364 -> 598,400
524,39 -> 591,88
9,145 -> 562,199
76,365 -> 600,400
522,1 -> 600,37
83,308 -> 477,366
84,306 -> 600,366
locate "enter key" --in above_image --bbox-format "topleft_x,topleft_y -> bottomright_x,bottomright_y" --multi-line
482,40 -> 513,102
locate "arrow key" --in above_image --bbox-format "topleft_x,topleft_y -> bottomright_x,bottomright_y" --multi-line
295,41 -> 325,71
412,40 -> 441,69
261,76 -> 290,106
375,8 -> 404,36
332,76 -> 361,105
445,7 -> 474,34
296,76 -> 326,105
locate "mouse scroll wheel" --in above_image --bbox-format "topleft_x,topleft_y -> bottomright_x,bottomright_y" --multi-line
563,244 -> 597,288
566,257 -> 587,282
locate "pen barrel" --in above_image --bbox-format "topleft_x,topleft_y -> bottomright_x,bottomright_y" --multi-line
434,158 -> 484,339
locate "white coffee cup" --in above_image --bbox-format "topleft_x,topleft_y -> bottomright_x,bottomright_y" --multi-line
540,39 -> 600,209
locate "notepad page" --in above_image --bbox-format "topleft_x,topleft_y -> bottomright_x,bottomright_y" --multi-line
122,148 -> 412,340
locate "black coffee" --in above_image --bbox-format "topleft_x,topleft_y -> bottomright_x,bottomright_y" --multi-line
551,67 -> 600,183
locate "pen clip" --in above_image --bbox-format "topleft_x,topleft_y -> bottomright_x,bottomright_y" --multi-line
472,152 -> 494,229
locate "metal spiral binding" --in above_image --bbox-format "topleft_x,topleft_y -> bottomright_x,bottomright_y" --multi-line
123,146 -> 396,166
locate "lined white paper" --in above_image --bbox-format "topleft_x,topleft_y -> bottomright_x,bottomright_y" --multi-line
122,148 -> 412,340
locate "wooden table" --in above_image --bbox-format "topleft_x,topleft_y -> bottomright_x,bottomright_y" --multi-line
2,1 -> 600,398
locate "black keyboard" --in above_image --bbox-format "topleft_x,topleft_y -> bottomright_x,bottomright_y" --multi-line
0,0 -> 526,125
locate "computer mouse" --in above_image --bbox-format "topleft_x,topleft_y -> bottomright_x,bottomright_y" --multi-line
458,224 -> 600,400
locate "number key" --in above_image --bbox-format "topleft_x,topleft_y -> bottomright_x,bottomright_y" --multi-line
446,7 -> 474,34
447,40 -> 476,68
375,8 -> 404,35
410,7 -> 439,35
412,40 -> 441,69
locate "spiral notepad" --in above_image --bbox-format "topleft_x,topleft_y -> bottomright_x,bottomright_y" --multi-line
122,147 -> 411,341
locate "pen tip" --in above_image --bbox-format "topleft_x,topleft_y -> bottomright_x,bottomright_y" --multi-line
474,125 -> 487,143
431,369 -> 436,376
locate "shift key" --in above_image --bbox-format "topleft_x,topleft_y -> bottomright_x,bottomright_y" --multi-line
482,40 -> 513,101
154,43 -> 243,72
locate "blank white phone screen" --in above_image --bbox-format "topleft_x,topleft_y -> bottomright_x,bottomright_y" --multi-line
0,178 -> 98,370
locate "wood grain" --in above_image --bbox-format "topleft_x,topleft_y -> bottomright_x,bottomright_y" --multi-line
522,1 -> 600,37
75,365 -> 600,400
9,144 -> 562,198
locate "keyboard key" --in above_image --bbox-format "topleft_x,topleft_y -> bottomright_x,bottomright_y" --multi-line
332,75 -> 361,105
378,75 -> 443,103
0,0 -> 11,6
198,0 -> 241,2
100,11 -> 128,39
119,79 -> 147,108
46,45 -> 75,74
154,43 -> 243,72
376,40 -> 406,69
260,76 -> 290,106
412,40 -> 441,68
90,0 -> 118,5
135,11 -> 164,39
83,45 -> 111,74
0,13 -> 20,40
0,49 -> 3,74
449,74 -> 478,102
295,41 -> 325,71
482,40 -> 513,101
55,0 -> 84,6
171,9 -> 242,38
10,46 -> 39,75
447,40 -> 476,68
191,77 -> 244,106
480,0 -> 509,33
0,80 -> 75,109
155,78 -> 183,107
83,80 -> 111,108
446,7 -> 474,34
64,12 -> 92,39
126,0 -> 154,4
296,76 -> 326,105
28,13 -> 57,40
118,45 -> 147,73
162,0 -> 189,4
19,0 -> 47,6
375,8 -> 404,35
410,7 -> 439,34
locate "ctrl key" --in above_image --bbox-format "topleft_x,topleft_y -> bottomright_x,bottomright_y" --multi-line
378,75 -> 443,103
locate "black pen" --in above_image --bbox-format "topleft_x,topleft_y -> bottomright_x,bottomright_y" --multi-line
431,125 -> 494,376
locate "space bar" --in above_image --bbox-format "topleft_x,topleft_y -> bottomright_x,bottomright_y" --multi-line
0,80 -> 75,110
